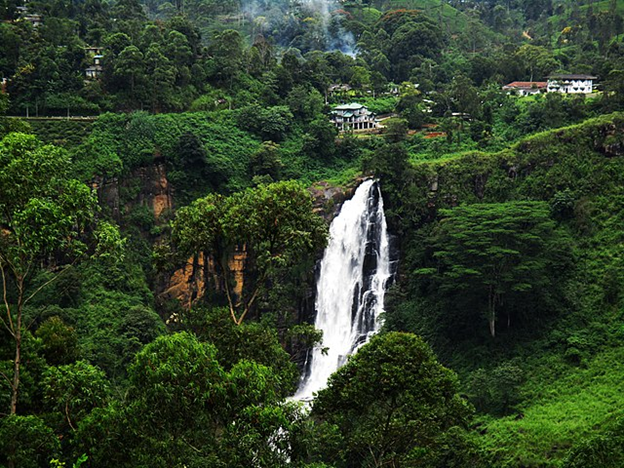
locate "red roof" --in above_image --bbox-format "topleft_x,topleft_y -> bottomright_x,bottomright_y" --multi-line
503,81 -> 547,89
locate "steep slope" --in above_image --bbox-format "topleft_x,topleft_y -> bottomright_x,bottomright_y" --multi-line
383,112 -> 624,466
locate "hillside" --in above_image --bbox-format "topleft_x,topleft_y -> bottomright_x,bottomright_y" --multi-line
380,113 -> 624,466
1,0 -> 624,466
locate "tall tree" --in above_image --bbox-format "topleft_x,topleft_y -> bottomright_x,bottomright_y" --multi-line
172,181 -> 327,325
113,45 -> 145,105
515,44 -> 559,82
313,332 -> 474,467
0,133 -> 121,415
416,201 -> 571,337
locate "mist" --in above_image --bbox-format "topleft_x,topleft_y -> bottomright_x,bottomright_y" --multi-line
241,0 -> 356,55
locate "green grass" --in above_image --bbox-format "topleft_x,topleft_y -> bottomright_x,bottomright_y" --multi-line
479,348 -> 624,467
397,111 -> 624,467
578,0 -> 624,14
381,0 -> 469,32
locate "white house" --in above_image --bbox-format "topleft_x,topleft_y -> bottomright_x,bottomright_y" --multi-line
331,103 -> 378,132
502,81 -> 547,96
85,46 -> 104,80
85,65 -> 103,80
547,74 -> 597,94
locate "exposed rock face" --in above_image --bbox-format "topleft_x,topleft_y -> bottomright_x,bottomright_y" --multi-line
308,178 -> 368,222
595,123 -> 624,157
94,162 -> 172,222
92,177 -> 120,219
228,246 -> 247,305
132,163 -> 173,219
150,164 -> 173,220
160,248 -> 248,310
162,254 -> 206,309
93,160 -> 362,317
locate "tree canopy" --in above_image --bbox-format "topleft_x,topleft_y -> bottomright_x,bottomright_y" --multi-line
172,180 -> 327,324
415,201 -> 571,337
0,132 -> 121,415
313,332 -> 474,468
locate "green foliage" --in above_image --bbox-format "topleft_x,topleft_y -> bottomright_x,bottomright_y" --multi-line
75,111 -> 261,199
128,332 -> 225,428
35,316 -> 79,366
382,112 -> 624,466
416,201 -> 572,338
382,117 -> 409,143
250,140 -> 283,181
27,120 -> 94,148
3,2 -> 624,467
564,417 -> 624,468
42,361 -> 109,433
313,332 -> 473,468
236,105 -> 294,142
74,332 -> 303,468
0,132 -> 118,415
185,307 -> 299,397
0,415 -> 59,468
304,117 -> 338,160
172,181 -> 327,324
468,362 -> 524,414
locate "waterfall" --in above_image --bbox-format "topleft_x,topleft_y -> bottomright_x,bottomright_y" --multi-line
295,179 -> 392,401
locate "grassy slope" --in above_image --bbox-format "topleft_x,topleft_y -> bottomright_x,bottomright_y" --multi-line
406,113 -> 624,466
352,0 -> 470,32
481,347 -> 624,467
579,0 -> 624,14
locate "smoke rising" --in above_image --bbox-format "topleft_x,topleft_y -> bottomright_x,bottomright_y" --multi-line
241,0 -> 356,55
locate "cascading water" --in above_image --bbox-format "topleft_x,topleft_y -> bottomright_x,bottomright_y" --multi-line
295,179 -> 393,401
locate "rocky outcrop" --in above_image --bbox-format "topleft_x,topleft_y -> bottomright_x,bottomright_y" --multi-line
92,177 -> 121,219
160,248 -> 248,310
93,161 -> 172,222
308,177 -> 369,222
150,164 -> 173,219
595,122 -> 624,157
162,254 -> 206,309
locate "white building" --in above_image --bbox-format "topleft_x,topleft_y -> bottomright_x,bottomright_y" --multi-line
85,46 -> 104,80
331,103 -> 378,132
547,74 -> 597,94
502,81 -> 547,96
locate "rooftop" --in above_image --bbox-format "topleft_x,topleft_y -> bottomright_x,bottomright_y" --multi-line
548,74 -> 597,80
334,103 -> 366,111
503,81 -> 547,89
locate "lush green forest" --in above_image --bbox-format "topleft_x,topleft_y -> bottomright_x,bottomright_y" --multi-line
1,0 -> 624,466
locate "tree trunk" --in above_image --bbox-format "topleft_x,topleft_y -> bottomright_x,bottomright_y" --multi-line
9,276 -> 25,416
10,309 -> 20,415
488,285 -> 496,338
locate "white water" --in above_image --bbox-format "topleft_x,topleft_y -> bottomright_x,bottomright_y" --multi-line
294,179 -> 392,400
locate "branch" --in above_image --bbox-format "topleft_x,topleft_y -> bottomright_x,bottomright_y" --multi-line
236,276 -> 266,326
218,257 -> 238,325
25,304 -> 50,332
65,401 -> 76,431
224,277 -> 238,325
22,258 -> 33,284
181,437 -> 203,454
0,369 -> 15,390
0,245 -> 19,278
24,262 -> 75,307
0,262 -> 15,337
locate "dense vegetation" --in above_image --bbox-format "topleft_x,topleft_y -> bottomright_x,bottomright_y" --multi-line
1,0 -> 624,467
